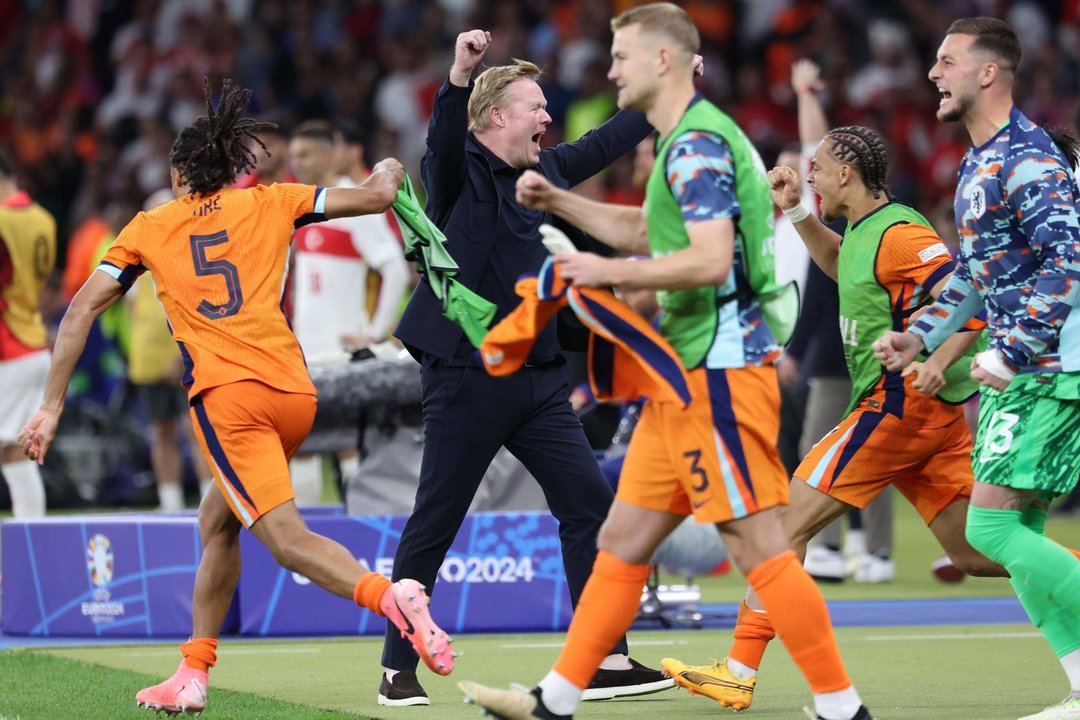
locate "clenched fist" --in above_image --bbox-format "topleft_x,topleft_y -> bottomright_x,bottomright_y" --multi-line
767,165 -> 803,211
516,170 -> 557,211
450,30 -> 491,86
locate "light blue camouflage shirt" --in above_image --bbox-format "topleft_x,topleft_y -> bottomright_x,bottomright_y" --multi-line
667,130 -> 779,368
910,107 -> 1080,373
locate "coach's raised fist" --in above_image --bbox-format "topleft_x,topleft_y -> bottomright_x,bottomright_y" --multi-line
451,30 -> 491,86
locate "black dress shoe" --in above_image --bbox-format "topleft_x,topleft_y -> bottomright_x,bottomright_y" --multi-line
377,671 -> 430,706
582,658 -> 676,701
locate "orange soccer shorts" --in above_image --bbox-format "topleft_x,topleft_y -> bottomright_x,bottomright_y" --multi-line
796,375 -> 973,524
188,379 -> 317,527
617,365 -> 789,523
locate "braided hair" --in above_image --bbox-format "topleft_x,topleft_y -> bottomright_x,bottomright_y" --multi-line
169,78 -> 276,196
824,125 -> 892,200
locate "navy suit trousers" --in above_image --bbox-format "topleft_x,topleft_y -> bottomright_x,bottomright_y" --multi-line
381,356 -> 628,670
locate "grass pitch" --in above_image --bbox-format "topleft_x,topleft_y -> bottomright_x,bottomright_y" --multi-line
0,624 -> 1068,720
3,502 -> 1080,719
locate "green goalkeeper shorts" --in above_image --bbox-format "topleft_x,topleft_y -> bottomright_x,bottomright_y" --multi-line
974,372 -> 1080,496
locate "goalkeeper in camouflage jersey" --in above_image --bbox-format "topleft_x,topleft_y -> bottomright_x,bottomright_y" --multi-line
875,18 -> 1080,720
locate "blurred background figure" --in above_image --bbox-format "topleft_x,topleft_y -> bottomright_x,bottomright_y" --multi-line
0,149 -> 56,517
287,120 -> 409,505
125,187 -> 212,512
234,125 -> 294,188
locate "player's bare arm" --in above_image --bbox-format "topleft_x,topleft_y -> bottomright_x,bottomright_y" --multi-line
449,29 -> 491,88
904,329 -> 981,396
323,158 -> 404,219
902,270 -> 985,395
769,165 -> 841,279
18,270 -> 124,463
516,169 -> 648,254
557,217 -> 732,290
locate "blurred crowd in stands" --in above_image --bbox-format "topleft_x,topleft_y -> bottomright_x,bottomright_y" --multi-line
3,0 -> 1078,262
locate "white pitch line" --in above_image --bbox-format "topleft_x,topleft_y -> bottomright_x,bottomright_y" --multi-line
125,647 -> 322,657
500,639 -> 688,649
866,632 -> 1040,642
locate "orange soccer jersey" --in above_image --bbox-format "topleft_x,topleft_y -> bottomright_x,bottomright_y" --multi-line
799,217 -> 983,523
873,221 -> 984,335
99,183 -> 324,399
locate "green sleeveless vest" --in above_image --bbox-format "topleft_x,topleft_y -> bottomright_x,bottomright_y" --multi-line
644,97 -> 797,369
838,202 -> 984,415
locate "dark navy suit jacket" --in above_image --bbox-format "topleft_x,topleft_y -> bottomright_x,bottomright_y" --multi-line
394,78 -> 653,362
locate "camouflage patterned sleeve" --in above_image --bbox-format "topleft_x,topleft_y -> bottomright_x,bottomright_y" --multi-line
909,258 -> 985,352
666,131 -> 739,223
998,151 -> 1080,370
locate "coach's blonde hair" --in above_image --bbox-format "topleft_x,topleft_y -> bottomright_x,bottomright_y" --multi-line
611,2 -> 700,57
467,59 -> 542,134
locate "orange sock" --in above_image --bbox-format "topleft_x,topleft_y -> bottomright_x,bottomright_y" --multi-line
729,600 -> 776,670
180,637 -> 219,672
354,572 -> 393,616
552,550 -> 650,688
746,551 -> 850,694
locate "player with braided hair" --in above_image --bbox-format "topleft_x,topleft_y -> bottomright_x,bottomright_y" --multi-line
169,79 -> 278,197
18,78 -> 455,716
661,122 -> 1027,710
823,125 -> 892,200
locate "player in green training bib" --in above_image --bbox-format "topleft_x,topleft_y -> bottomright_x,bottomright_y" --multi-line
682,123 -> 1018,711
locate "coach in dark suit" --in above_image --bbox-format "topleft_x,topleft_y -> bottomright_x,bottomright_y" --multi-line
378,30 -> 671,707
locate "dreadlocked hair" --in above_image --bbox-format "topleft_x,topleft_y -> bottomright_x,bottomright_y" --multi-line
169,78 -> 276,196
824,125 -> 892,200
1045,125 -> 1080,172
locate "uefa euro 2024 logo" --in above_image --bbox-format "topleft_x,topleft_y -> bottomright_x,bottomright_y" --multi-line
86,533 -> 114,588
81,533 -> 125,621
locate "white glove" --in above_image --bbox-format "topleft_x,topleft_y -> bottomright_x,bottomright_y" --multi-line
539,223 -> 578,255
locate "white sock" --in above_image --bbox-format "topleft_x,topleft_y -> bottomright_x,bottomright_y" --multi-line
3,460 -> 45,517
1061,649 -> 1080,692
383,668 -> 398,682
598,653 -> 632,671
538,670 -> 582,716
726,657 -> 757,680
289,455 -> 322,505
339,454 -> 361,484
813,686 -> 862,720
158,482 -> 184,512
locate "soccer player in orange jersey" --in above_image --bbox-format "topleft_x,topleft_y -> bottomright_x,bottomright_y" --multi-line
17,80 -> 453,716
661,125 -> 1010,711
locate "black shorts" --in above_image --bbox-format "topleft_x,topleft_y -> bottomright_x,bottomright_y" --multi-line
134,382 -> 188,421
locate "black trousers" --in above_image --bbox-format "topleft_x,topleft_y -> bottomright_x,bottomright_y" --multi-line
382,356 -> 628,670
